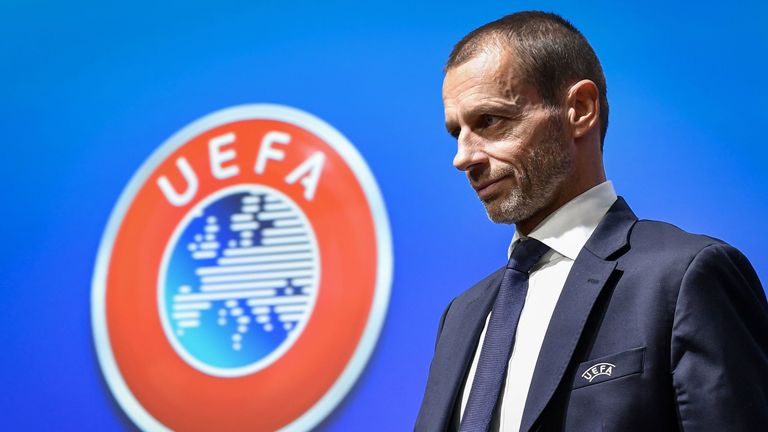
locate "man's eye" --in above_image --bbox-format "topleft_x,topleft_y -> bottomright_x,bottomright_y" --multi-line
482,115 -> 501,126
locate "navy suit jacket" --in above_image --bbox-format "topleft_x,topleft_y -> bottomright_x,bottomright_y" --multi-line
415,197 -> 768,431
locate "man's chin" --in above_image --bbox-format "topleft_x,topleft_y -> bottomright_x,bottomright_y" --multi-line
482,202 -> 519,225
481,193 -> 541,225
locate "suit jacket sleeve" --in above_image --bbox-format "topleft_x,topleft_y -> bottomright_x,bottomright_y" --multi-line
671,243 -> 768,430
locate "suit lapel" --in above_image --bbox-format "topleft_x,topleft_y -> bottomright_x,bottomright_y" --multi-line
420,268 -> 504,431
519,197 -> 637,432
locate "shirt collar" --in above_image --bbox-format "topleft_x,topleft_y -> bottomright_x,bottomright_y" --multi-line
508,181 -> 618,261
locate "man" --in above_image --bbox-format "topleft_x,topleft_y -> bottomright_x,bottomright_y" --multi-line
415,11 -> 768,432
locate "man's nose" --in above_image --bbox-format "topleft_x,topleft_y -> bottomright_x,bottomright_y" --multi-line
453,133 -> 486,171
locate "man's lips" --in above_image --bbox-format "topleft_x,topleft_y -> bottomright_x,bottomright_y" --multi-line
472,175 -> 509,197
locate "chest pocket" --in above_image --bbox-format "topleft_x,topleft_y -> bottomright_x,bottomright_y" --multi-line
572,346 -> 645,390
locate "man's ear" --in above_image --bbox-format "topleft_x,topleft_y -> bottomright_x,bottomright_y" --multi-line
566,80 -> 600,139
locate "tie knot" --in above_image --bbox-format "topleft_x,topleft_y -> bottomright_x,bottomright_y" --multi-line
507,238 -> 550,273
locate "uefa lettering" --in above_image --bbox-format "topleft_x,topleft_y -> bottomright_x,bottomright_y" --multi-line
581,362 -> 616,383
91,104 -> 393,431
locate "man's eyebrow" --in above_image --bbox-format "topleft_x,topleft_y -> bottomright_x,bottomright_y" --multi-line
445,102 -> 522,133
464,101 -> 522,117
444,99 -> 525,136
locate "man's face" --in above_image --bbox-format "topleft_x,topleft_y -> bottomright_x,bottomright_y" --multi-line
443,47 -> 573,225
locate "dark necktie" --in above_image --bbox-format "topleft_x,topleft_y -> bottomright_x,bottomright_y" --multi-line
459,238 -> 551,432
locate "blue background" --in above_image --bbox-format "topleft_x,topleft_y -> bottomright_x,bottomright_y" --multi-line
2,1 -> 766,430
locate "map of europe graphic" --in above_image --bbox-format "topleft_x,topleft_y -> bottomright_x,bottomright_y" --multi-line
161,186 -> 319,371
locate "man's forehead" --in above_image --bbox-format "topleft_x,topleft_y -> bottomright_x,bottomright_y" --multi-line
442,48 -> 533,120
443,48 -> 529,101
444,50 -> 505,93
454,48 -> 508,77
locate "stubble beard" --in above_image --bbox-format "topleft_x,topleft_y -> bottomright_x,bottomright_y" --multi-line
482,115 -> 573,225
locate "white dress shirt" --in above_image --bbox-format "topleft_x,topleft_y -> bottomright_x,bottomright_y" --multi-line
458,181 -> 618,431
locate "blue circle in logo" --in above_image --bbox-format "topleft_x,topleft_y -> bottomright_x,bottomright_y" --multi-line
159,185 -> 320,376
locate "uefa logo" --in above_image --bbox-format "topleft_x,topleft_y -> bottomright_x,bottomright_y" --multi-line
91,105 -> 393,431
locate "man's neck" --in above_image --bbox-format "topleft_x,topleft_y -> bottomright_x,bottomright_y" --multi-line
515,199 -> 567,237
515,177 -> 606,236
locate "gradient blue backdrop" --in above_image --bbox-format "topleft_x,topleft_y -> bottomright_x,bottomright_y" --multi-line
2,1 -> 766,430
